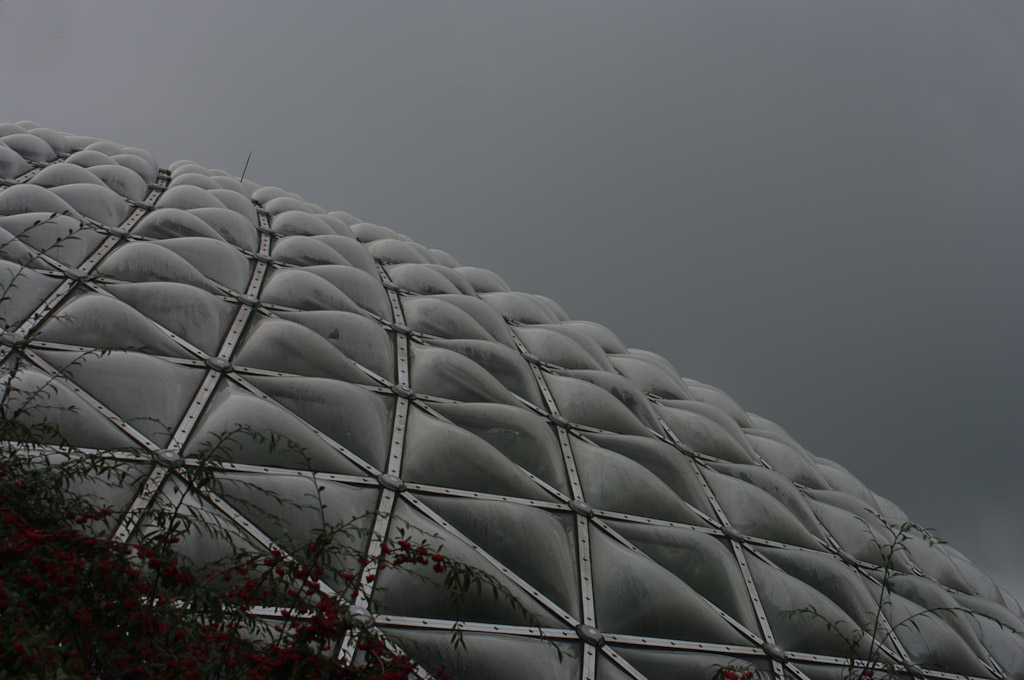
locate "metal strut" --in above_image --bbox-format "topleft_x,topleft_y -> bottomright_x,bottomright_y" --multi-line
337,262 -> 416,665
505,328 -> 604,680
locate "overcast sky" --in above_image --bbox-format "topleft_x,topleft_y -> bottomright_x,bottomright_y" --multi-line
2,0 -> 1022,601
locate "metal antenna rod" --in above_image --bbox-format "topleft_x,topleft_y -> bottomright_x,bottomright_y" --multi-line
239,151 -> 253,182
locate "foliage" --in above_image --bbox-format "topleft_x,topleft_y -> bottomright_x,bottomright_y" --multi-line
0,419 -> 474,678
709,663 -> 761,680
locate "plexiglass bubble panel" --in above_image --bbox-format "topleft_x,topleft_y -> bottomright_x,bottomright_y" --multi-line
2,122 -> 1022,680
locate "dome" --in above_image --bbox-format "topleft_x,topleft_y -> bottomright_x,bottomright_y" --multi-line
2,122 -> 1022,680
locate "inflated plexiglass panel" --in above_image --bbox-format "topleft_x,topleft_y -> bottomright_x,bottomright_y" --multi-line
1,121 -> 1022,680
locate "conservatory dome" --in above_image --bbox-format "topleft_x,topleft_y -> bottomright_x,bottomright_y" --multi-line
1,121 -> 1022,680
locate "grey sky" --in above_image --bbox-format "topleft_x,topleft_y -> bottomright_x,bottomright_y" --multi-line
2,0 -> 1022,600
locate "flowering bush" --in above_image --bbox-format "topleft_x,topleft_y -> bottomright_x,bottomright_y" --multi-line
710,667 -> 758,680
0,448 -> 464,679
